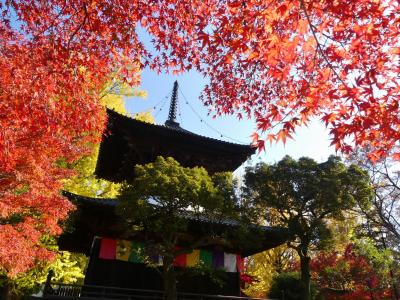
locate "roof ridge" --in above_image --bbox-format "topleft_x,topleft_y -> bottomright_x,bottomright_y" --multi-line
106,108 -> 254,149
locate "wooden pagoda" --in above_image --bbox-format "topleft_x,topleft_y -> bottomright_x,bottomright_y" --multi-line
95,82 -> 255,182
53,82 -> 289,300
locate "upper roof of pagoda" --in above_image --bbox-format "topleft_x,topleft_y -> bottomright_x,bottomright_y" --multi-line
95,85 -> 255,182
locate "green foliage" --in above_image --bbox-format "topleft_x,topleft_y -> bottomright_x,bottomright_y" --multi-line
353,237 -> 393,278
183,263 -> 228,289
243,156 -> 373,300
118,157 -> 238,243
117,156 -> 240,300
269,272 -> 318,300
325,214 -> 358,253
243,155 -> 373,251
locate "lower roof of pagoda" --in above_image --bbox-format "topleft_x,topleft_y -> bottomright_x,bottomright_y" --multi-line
95,109 -> 255,182
58,192 -> 290,257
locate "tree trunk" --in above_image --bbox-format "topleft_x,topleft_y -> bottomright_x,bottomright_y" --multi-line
163,255 -> 177,300
300,254 -> 311,300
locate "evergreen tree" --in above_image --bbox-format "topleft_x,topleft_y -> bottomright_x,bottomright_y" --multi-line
117,156 -> 241,300
243,156 -> 373,300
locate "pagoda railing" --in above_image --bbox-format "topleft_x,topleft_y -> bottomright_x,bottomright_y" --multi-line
43,283 -> 276,300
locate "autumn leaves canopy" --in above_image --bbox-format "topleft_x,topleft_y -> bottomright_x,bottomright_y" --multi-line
0,0 -> 399,276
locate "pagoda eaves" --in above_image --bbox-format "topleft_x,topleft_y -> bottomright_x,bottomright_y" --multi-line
59,191 -> 290,257
95,109 -> 255,182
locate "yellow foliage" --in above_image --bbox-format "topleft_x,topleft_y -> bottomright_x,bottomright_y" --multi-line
100,80 -> 148,115
0,250 -> 86,296
63,80 -> 151,198
243,245 -> 297,298
62,143 -> 122,197
326,213 -> 357,252
134,110 -> 155,124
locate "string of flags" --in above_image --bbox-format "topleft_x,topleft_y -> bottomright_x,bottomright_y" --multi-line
98,238 -> 243,273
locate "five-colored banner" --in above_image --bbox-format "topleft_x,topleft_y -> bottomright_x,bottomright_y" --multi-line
98,238 -> 243,273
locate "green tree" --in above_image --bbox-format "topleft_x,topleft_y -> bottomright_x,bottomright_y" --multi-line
117,156 -> 241,300
242,156 -> 373,300
347,148 -> 400,299
347,147 -> 400,250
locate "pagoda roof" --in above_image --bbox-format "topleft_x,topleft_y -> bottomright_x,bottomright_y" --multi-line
59,192 -> 290,257
95,109 -> 255,182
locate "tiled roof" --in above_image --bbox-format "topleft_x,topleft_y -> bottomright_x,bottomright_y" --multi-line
107,109 -> 254,151
62,191 -> 284,233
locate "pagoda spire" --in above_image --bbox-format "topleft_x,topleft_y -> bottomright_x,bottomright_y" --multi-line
165,81 -> 180,128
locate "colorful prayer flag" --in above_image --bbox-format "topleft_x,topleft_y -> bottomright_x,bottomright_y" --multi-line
99,238 -> 116,260
116,240 -> 131,261
99,238 -> 240,273
236,255 -> 244,273
213,250 -> 224,269
186,250 -> 200,267
129,241 -> 145,263
200,250 -> 212,267
224,253 -> 237,272
174,253 -> 187,267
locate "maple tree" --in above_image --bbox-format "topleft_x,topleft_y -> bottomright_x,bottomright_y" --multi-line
2,0 -> 399,158
1,83 -> 151,297
310,240 -> 393,299
1,0 -> 398,278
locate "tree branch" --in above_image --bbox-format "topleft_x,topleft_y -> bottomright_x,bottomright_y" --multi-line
299,0 -> 346,87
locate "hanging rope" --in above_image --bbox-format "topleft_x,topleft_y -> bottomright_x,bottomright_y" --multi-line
178,88 -> 249,145
131,90 -> 172,119
177,95 -> 184,124
153,91 -> 172,119
133,84 -> 250,145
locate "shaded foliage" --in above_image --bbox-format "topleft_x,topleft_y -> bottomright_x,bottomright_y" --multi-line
348,148 -> 400,250
0,236 -> 86,298
268,272 -> 318,300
